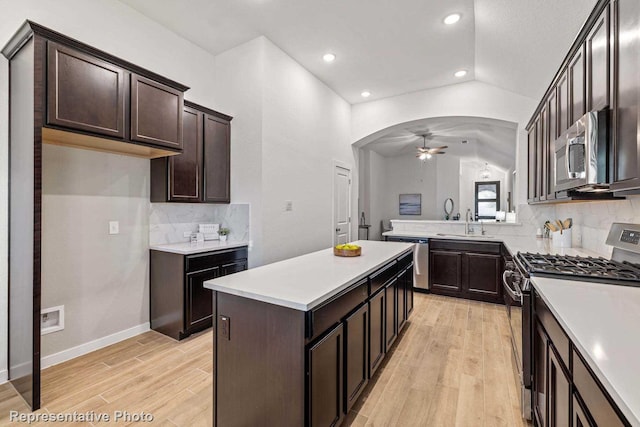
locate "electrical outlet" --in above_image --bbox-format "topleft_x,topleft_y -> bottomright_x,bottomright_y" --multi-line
109,221 -> 119,235
220,315 -> 230,340
285,200 -> 293,211
184,231 -> 193,238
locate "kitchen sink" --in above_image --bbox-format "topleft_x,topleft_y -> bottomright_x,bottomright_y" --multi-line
436,233 -> 495,239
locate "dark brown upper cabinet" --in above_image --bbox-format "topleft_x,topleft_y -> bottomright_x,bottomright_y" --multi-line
536,114 -> 545,201
131,74 -> 184,150
47,42 -> 126,139
168,105 -> 202,202
569,46 -> 586,124
151,101 -> 232,204
612,0 -> 640,192
557,69 -> 570,135
546,92 -> 557,200
203,114 -> 231,203
586,4 -> 611,112
528,125 -> 537,202
35,23 -> 189,159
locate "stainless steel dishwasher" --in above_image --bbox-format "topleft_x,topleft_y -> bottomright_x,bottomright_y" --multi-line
385,236 -> 429,290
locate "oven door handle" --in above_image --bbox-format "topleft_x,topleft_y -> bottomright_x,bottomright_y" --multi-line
503,271 -> 522,304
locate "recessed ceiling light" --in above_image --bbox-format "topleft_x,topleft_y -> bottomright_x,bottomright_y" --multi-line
361,91 -> 371,98
323,53 -> 336,63
444,13 -> 461,25
454,70 -> 467,78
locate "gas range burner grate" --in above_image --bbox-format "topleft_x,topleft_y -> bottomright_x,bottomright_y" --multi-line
517,252 -> 640,285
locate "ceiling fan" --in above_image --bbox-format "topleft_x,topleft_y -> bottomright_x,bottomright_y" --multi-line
415,133 -> 447,160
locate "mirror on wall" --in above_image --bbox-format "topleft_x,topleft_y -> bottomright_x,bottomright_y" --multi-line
357,116 -> 518,240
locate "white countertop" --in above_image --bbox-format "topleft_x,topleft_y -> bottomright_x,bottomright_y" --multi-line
150,240 -> 249,255
532,277 -> 640,426
391,219 -> 522,226
203,240 -> 413,311
382,230 -> 601,258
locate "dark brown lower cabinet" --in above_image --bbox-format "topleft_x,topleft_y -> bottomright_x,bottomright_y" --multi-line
396,270 -> 406,332
532,289 -> 630,427
429,240 -> 504,304
534,321 -> 549,427
344,304 -> 369,412
368,288 -> 386,377
548,345 -> 571,427
406,264 -> 414,315
465,252 -> 502,301
430,250 -> 463,294
186,267 -> 219,331
150,246 -> 248,340
308,324 -> 344,427
385,278 -> 397,351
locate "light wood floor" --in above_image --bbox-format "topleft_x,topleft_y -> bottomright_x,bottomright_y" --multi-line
0,293 -> 530,426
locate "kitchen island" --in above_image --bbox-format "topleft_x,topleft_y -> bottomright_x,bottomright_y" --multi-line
204,240 -> 414,427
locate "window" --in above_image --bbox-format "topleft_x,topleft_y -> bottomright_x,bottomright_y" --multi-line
475,181 -> 500,219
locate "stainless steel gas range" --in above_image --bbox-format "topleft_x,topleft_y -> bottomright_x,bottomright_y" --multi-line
503,223 -> 640,421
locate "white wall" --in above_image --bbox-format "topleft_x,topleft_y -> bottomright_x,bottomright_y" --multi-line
381,155 -> 439,220
260,39 -> 354,264
0,0 -> 223,377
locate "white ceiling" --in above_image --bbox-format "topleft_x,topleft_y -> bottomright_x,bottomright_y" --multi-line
121,0 -> 597,103
365,116 -> 517,170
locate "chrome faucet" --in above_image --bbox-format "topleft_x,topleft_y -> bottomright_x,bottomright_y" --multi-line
465,209 -> 474,235
480,220 -> 486,235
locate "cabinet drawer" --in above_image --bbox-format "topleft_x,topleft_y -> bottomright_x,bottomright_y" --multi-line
573,349 -> 627,427
429,239 -> 501,254
397,251 -> 413,270
185,247 -> 248,273
535,292 -> 570,368
307,279 -> 368,341
369,261 -> 397,294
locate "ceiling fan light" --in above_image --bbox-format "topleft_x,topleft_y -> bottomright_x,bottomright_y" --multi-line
426,153 -> 433,159
419,153 -> 428,160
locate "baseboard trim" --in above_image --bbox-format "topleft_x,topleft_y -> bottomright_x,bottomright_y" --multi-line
0,369 -> 7,384
414,287 -> 431,294
41,322 -> 150,370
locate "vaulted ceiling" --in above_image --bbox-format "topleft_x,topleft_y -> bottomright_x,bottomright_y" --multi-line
121,0 -> 597,104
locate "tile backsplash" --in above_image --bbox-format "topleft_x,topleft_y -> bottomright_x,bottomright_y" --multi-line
554,195 -> 640,257
150,203 -> 250,245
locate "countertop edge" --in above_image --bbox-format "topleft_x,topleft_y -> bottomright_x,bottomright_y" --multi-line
531,279 -> 639,426
150,241 -> 249,255
205,245 -> 414,311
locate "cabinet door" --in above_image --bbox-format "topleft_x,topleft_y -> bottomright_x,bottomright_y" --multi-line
308,324 -> 344,427
368,289 -> 385,377
547,91 -> 558,199
537,113 -> 545,201
185,266 -> 219,332
47,42 -> 126,138
131,74 -> 183,150
613,0 -> 640,190
558,70 -> 570,135
569,45 -> 586,124
534,322 -> 549,427
406,264 -> 414,317
573,393 -> 595,427
464,252 -> 502,302
168,106 -> 202,201
430,250 -> 463,295
384,278 -> 397,351
344,304 -> 368,412
203,114 -> 231,203
528,125 -> 537,202
548,346 -> 570,427
221,260 -> 248,276
396,270 -> 406,332
586,4 -> 611,112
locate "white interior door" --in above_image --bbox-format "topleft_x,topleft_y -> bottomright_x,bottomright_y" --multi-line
333,165 -> 352,245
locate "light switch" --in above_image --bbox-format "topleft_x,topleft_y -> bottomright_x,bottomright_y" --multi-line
109,221 -> 119,235
285,200 -> 293,211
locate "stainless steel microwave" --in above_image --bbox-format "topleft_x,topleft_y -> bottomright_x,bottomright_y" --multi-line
554,110 -> 610,192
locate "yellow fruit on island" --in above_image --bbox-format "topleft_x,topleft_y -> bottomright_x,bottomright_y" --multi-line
335,243 -> 360,251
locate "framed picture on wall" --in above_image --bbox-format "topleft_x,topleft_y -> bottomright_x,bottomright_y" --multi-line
399,193 -> 421,215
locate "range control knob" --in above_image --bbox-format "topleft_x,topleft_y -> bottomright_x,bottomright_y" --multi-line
505,261 -> 516,270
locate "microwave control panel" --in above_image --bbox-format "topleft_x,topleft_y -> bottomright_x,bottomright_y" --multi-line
620,230 -> 640,245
